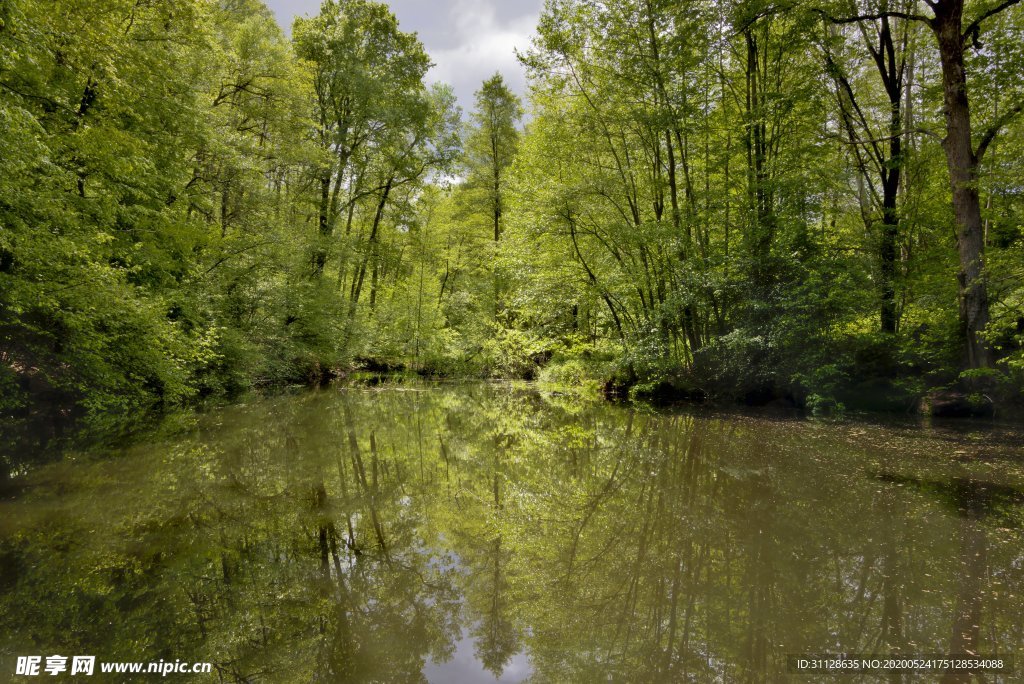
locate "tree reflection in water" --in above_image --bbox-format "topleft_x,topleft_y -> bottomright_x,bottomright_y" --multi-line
1,383 -> 1022,682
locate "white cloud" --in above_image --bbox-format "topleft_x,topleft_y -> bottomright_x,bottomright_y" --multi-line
423,1 -> 538,113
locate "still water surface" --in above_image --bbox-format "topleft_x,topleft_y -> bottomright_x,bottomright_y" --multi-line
1,382 -> 1023,682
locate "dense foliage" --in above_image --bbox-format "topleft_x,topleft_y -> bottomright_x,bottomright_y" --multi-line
0,0 -> 457,420
499,0 -> 1024,411
2,0 -> 1023,421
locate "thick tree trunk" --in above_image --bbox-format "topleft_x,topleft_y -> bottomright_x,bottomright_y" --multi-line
933,1 -> 993,370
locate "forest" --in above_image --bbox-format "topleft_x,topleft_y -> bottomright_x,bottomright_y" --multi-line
2,0 -> 1024,422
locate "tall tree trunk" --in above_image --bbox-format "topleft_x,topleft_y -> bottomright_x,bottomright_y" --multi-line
313,169 -> 332,275
491,121 -> 502,243
350,178 -> 393,314
933,0 -> 992,370
744,27 -> 774,293
879,178 -> 900,334
879,18 -> 903,334
221,181 -> 230,239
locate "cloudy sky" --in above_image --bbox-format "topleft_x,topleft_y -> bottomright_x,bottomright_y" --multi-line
264,0 -> 543,115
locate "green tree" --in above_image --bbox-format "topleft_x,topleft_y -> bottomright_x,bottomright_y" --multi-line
292,0 -> 432,277
465,73 -> 523,245
818,2 -> 922,333
823,0 -> 1024,374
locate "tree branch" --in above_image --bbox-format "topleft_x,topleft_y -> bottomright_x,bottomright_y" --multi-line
963,0 -> 1023,42
827,127 -> 942,146
975,98 -> 1024,162
814,8 -> 933,26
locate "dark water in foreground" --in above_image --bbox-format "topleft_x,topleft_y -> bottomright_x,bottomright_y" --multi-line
1,382 -> 1023,682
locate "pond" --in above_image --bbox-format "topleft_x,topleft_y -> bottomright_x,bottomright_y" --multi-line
1,382 -> 1023,682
